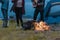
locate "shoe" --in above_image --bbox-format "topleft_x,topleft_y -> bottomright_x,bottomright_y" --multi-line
2,23 -> 8,28
19,26 -> 22,29
20,26 -> 26,30
16,26 -> 20,29
7,21 -> 9,27
2,25 -> 8,28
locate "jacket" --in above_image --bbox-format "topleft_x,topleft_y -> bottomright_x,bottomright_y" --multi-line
31,0 -> 45,8
11,0 -> 25,14
1,0 -> 9,10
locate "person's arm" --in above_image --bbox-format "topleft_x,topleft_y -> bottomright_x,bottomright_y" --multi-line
10,0 -> 15,12
22,0 -> 25,8
31,0 -> 37,8
22,0 -> 25,14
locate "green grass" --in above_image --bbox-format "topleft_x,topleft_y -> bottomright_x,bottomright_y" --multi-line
0,20 -> 60,40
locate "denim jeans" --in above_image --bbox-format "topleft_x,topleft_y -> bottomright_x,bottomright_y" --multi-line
1,9 -> 8,27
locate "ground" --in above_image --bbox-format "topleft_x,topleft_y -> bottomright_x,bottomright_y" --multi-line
0,20 -> 60,40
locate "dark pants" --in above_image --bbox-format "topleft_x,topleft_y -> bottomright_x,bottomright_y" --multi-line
15,7 -> 23,26
33,6 -> 44,21
2,9 -> 8,27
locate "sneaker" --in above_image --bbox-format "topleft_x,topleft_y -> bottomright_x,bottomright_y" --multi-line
20,26 -> 25,30
16,26 -> 20,29
7,21 -> 9,27
20,26 -> 24,30
2,22 -> 8,28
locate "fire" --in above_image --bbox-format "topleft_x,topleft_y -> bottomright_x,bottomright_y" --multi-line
33,21 -> 50,31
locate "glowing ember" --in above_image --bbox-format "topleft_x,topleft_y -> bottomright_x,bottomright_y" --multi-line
33,21 -> 50,31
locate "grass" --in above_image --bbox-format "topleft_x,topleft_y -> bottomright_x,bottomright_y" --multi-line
0,20 -> 60,40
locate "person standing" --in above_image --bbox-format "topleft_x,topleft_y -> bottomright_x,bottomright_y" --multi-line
1,0 -> 9,28
32,0 -> 45,22
11,0 -> 25,29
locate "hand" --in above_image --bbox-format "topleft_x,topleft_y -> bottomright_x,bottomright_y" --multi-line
22,8 -> 25,15
33,2 -> 37,8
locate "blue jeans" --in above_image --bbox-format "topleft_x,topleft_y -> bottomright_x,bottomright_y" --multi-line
2,9 -> 8,27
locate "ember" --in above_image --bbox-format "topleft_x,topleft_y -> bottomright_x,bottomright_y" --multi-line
33,21 -> 50,31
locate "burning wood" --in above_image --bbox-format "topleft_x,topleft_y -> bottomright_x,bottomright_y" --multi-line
33,21 -> 50,31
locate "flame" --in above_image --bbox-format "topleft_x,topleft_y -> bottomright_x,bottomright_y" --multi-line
33,21 -> 50,31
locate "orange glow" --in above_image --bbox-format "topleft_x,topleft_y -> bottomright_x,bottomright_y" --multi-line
33,21 -> 50,31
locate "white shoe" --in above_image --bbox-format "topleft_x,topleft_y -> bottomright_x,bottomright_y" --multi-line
16,26 -> 19,29
7,21 -> 9,27
20,26 -> 23,29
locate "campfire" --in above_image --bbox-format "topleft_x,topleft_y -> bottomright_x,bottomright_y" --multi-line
33,21 -> 50,31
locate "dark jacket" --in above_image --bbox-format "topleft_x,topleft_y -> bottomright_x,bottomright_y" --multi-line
11,0 -> 25,14
31,0 -> 45,8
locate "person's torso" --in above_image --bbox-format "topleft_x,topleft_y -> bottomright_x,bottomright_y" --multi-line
37,0 -> 44,6
36,0 -> 44,10
33,0 -> 44,8
16,0 -> 23,7
1,0 -> 9,10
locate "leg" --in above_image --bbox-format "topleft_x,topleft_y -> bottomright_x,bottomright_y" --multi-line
38,5 -> 44,22
2,9 -> 8,27
40,9 -> 44,21
15,8 -> 20,26
45,7 -> 51,18
45,2 -> 51,19
19,13 -> 23,27
33,8 -> 39,21
19,8 -> 23,27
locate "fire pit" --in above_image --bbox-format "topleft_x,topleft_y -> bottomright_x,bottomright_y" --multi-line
23,20 -> 50,31
33,21 -> 50,31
